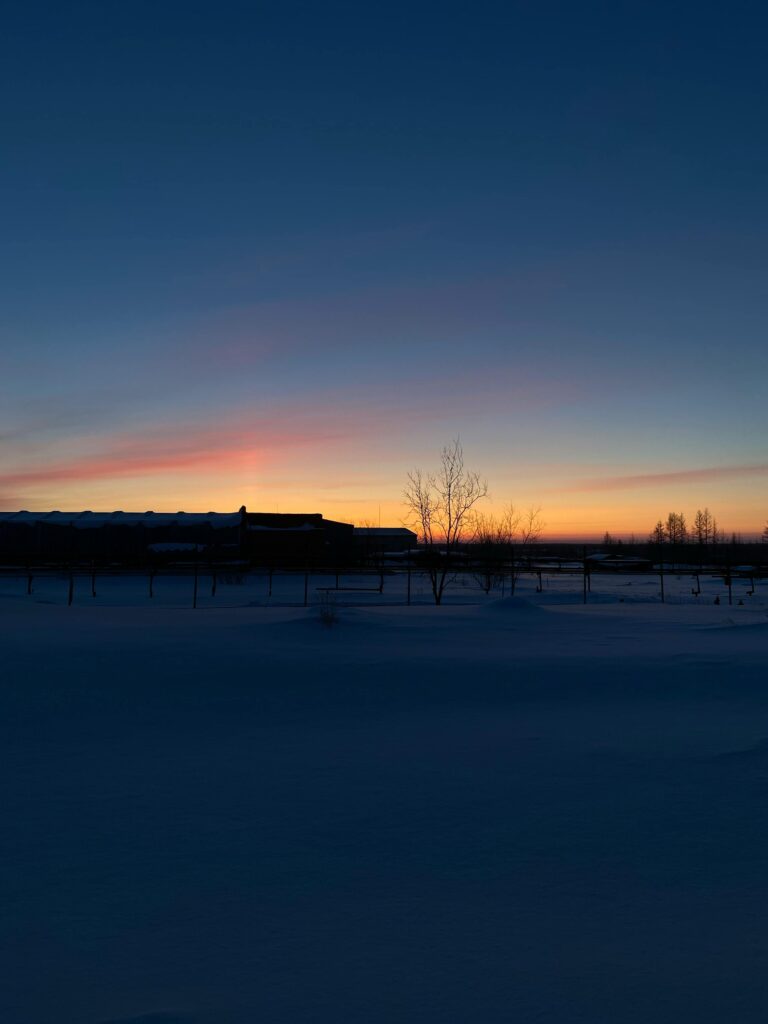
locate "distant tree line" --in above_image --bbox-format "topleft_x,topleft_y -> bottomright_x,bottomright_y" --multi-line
648,510 -> 712,545
646,508 -> 759,546
602,511 -> 768,548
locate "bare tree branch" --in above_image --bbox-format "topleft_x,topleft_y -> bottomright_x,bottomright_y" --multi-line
404,439 -> 488,604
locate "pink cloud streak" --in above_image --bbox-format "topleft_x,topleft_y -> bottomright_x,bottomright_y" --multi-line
567,463 -> 768,492
0,401 -> 428,491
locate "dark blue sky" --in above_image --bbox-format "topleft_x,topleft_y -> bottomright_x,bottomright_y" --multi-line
2,1 -> 767,533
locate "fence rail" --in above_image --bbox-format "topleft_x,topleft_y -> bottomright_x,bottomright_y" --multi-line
0,562 -> 764,609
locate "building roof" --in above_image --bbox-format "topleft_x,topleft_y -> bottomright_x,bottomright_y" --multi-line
247,523 -> 318,532
0,511 -> 242,530
354,527 -> 417,537
147,542 -> 204,552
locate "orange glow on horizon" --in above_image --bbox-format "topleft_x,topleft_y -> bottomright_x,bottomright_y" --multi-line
2,418 -> 767,541
2,480 -> 763,542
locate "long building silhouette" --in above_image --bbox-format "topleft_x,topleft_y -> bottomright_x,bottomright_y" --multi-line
0,507 -> 417,566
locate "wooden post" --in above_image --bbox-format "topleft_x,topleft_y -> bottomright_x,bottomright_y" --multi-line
91,563 -> 96,598
26,569 -> 33,596
211,569 -> 217,598
407,557 -> 412,606
67,571 -> 74,607
303,568 -> 309,607
582,547 -> 587,604
149,569 -> 155,599
379,568 -> 384,594
193,559 -> 199,610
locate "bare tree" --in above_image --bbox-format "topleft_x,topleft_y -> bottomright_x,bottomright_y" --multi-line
763,520 -> 768,544
475,503 -> 531,548
711,516 -> 721,545
649,520 -> 665,544
664,511 -> 687,544
508,505 -> 543,595
694,508 -> 714,545
473,511 -> 505,594
472,504 -> 543,595
517,506 -> 544,547
404,438 -> 488,605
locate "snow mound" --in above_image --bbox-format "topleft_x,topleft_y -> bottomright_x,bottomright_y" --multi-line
481,596 -> 550,615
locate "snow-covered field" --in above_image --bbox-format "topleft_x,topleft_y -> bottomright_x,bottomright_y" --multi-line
2,575 -> 768,1023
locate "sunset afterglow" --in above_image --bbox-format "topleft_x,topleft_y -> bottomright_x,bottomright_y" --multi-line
2,4 -> 766,539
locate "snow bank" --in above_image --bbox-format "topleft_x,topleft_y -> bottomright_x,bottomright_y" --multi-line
1,586 -> 768,1023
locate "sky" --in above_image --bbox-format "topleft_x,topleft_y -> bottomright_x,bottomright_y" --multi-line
1,1 -> 767,539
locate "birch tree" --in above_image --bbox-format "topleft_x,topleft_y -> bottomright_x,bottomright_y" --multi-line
404,438 -> 488,605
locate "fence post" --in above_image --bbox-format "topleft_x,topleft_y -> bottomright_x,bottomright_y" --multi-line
407,558 -> 411,606
91,563 -> 96,598
193,559 -> 198,609
68,570 -> 74,607
304,568 -> 309,607
582,547 -> 587,604
211,569 -> 217,598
